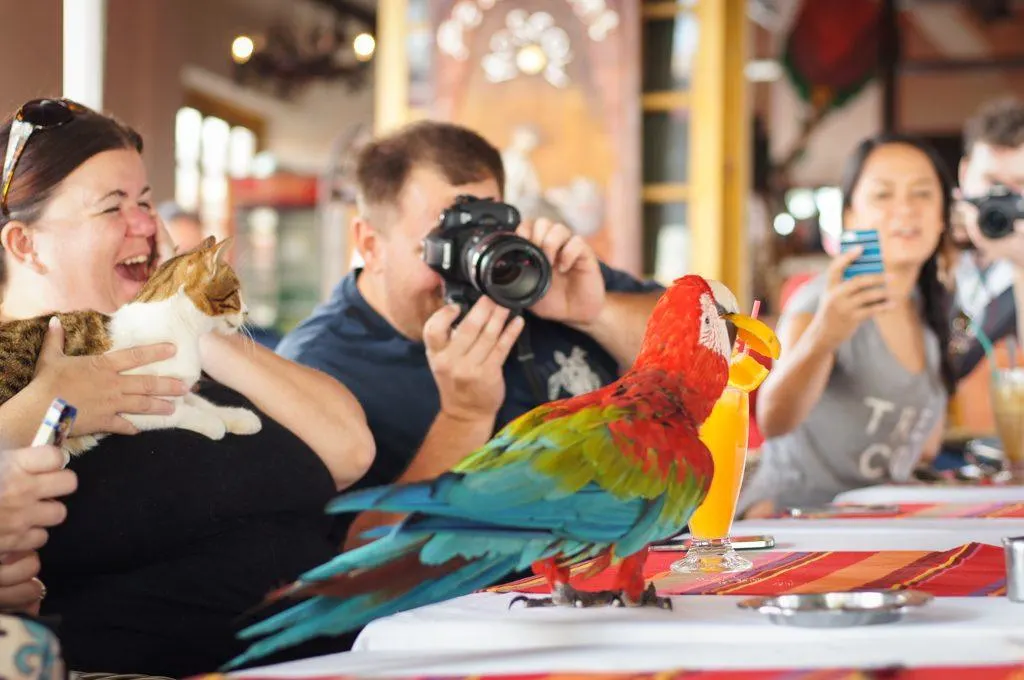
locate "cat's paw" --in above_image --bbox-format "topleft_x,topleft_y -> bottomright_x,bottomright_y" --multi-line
194,419 -> 227,440
64,435 -> 102,458
220,407 -> 262,436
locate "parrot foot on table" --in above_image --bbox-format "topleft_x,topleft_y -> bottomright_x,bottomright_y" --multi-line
619,583 -> 673,610
508,583 -> 622,609
509,583 -> 672,610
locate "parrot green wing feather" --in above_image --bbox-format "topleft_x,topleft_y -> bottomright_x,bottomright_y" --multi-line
453,385 -> 714,548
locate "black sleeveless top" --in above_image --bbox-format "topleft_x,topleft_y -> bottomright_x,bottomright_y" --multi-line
38,379 -> 351,676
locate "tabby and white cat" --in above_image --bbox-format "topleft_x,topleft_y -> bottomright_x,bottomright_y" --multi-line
0,235 -> 261,456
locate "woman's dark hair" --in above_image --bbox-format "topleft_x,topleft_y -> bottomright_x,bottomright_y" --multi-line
0,102 -> 143,285
840,132 -> 957,395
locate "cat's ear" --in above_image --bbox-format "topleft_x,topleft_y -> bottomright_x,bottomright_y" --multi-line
198,235 -> 217,251
205,237 -> 233,274
0,220 -> 43,272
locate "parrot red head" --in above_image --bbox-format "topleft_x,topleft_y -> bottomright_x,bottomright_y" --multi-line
632,275 -> 780,422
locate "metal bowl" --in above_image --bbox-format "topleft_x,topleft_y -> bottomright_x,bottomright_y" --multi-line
737,590 -> 933,628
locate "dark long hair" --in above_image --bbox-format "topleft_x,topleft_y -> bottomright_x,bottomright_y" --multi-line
840,132 -> 957,395
0,102 -> 143,286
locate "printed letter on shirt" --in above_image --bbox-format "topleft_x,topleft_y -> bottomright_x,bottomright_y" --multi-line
863,397 -> 895,435
858,443 -> 891,479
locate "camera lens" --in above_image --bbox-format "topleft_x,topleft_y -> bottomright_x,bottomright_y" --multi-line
466,233 -> 551,309
979,207 -> 1013,239
489,251 -> 542,298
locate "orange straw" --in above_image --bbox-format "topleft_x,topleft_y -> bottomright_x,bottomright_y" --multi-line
734,299 -> 761,356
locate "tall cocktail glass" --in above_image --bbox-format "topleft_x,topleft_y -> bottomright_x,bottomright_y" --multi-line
671,384 -> 752,573
991,367 -> 1024,481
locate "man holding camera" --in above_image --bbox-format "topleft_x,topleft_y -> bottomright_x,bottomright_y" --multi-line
277,121 -> 663,547
950,97 -> 1024,380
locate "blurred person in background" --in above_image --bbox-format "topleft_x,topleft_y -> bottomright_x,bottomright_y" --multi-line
156,200 -> 204,252
938,98 -> 1024,460
742,133 -> 956,517
950,97 -> 1024,377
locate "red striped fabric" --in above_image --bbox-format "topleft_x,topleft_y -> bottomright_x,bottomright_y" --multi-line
195,664 -> 1024,680
489,543 -> 1006,597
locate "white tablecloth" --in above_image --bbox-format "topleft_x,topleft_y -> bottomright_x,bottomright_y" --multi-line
229,509 -> 1024,677
835,484 -> 1024,504
233,595 -> 1024,677
727,517 -> 1023,552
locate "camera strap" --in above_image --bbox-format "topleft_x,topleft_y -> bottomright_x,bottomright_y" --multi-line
514,321 -> 548,405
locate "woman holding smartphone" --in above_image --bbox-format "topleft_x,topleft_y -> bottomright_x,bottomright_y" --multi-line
740,133 -> 957,517
0,445 -> 76,613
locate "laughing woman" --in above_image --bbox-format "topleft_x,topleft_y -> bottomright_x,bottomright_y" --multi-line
0,99 -> 374,675
741,133 -> 957,516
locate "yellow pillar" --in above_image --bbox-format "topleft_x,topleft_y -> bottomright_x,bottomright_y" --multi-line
374,0 -> 409,134
690,0 -> 750,306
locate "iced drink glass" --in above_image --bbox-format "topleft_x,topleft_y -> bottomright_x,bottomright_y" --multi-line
671,385 -> 752,573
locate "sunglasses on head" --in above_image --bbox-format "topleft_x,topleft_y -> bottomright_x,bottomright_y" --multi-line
1,98 -> 89,218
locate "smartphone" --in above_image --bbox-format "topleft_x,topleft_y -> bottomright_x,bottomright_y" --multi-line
31,398 -> 77,466
651,534 -> 775,551
966,437 -> 1005,470
840,229 -> 884,281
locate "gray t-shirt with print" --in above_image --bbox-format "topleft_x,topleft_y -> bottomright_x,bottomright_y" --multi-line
738,274 -> 948,512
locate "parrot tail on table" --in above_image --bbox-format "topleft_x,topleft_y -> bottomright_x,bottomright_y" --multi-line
223,275 -> 781,671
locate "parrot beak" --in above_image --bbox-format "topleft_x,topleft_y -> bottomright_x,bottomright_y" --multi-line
705,279 -> 781,360
722,313 -> 781,360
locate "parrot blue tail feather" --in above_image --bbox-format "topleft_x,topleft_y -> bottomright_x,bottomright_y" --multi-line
299,531 -> 428,583
223,554 -> 520,671
326,478 -> 450,515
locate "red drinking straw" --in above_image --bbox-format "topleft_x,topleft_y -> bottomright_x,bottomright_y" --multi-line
734,299 -> 761,356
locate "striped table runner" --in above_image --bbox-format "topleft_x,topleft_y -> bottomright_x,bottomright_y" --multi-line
489,542 -> 1006,597
198,665 -> 1024,679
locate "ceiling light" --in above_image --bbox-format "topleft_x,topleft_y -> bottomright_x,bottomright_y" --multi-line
232,35 -> 254,64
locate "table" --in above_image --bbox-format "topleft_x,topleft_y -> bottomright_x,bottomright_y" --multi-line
232,595 -> 1024,677
727,517 -> 1021,552
834,484 -> 1024,504
234,646 -> 1024,678
228,490 -> 1024,678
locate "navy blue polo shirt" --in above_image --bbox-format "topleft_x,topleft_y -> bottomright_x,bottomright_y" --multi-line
276,263 -> 663,493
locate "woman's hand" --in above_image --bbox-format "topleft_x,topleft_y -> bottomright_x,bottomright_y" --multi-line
0,446 -> 76,615
0,446 -> 75,553
809,246 -> 891,352
0,552 -> 44,614
756,247 -> 889,440
28,317 -> 188,438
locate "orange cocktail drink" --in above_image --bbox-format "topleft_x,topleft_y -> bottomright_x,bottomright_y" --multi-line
688,385 -> 749,539
671,349 -> 766,574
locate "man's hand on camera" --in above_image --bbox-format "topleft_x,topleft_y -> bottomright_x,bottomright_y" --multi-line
955,188 -> 1024,268
517,218 -> 605,326
423,297 -> 525,423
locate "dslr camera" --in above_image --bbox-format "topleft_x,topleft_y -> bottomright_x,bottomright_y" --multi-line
966,184 -> 1024,240
422,195 -> 552,320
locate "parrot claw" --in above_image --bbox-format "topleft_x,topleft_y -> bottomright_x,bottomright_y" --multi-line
508,584 -> 622,609
619,583 -> 673,610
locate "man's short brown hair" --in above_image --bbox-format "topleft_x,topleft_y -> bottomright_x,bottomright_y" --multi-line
355,120 -> 505,216
964,96 -> 1024,155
